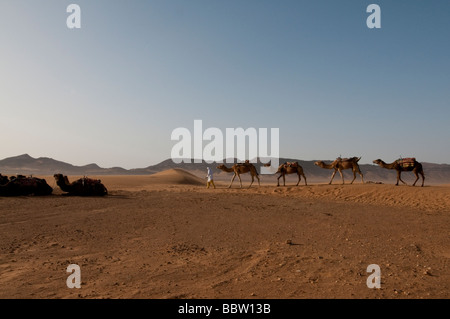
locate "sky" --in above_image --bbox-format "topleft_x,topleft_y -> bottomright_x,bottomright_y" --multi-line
0,0 -> 449,169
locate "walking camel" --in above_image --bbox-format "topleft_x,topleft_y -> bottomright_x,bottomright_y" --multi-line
216,162 -> 260,188
264,161 -> 307,187
372,158 -> 425,187
314,157 -> 364,185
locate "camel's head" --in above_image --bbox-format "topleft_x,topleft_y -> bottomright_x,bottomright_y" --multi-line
373,159 -> 382,165
314,161 -> 323,166
53,173 -> 64,181
216,164 -> 225,170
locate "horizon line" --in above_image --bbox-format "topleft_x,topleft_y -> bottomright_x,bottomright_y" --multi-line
1,154 -> 450,170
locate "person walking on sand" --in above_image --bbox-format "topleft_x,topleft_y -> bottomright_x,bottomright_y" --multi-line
206,167 -> 216,189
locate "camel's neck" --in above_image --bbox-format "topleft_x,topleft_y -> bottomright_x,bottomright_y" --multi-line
379,161 -> 396,169
319,162 -> 335,169
220,166 -> 235,173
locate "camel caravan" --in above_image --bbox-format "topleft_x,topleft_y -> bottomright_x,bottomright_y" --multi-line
0,173 -> 108,197
217,156 -> 425,188
0,156 -> 425,196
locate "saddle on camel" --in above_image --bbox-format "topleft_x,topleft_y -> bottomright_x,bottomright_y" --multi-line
0,174 -> 53,196
396,158 -> 416,169
283,162 -> 299,168
336,157 -> 359,163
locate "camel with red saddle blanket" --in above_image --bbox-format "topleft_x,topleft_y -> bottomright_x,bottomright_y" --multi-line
314,157 -> 364,185
372,158 -> 425,187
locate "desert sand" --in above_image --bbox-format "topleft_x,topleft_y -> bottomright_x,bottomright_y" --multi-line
0,169 -> 448,299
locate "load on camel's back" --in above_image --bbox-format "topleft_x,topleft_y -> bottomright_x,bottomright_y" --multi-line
396,157 -> 416,169
0,174 -> 53,196
54,174 -> 108,196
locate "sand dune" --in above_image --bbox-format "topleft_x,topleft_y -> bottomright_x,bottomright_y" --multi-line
147,168 -> 205,185
41,169 -> 205,192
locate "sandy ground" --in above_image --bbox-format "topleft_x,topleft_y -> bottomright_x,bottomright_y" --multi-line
0,171 -> 449,299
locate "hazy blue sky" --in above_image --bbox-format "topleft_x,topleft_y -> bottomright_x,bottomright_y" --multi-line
1,1 -> 449,168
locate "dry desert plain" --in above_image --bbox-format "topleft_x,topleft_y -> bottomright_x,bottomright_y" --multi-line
0,169 -> 449,299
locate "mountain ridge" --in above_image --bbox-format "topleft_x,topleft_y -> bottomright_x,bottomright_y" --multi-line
1,154 -> 449,184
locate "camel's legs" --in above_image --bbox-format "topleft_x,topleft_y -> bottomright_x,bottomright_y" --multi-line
296,172 -> 301,186
277,174 -> 282,187
282,174 -> 286,186
338,169 -> 345,185
398,171 -> 407,185
249,174 -> 254,188
413,168 -> 425,187
302,173 -> 308,186
396,171 -> 407,186
229,173 -> 237,188
237,173 -> 243,188
350,170 -> 357,184
412,170 -> 420,187
329,170 -> 337,184
359,170 -> 364,184
248,173 -> 260,188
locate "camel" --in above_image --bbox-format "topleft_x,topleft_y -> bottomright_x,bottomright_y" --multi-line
54,174 -> 108,196
314,157 -> 364,185
0,175 -> 53,196
0,174 -> 9,185
373,158 -> 425,187
264,161 -> 307,187
216,162 -> 260,188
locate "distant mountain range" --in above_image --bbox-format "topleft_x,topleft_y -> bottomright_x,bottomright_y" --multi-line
1,154 -> 450,184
